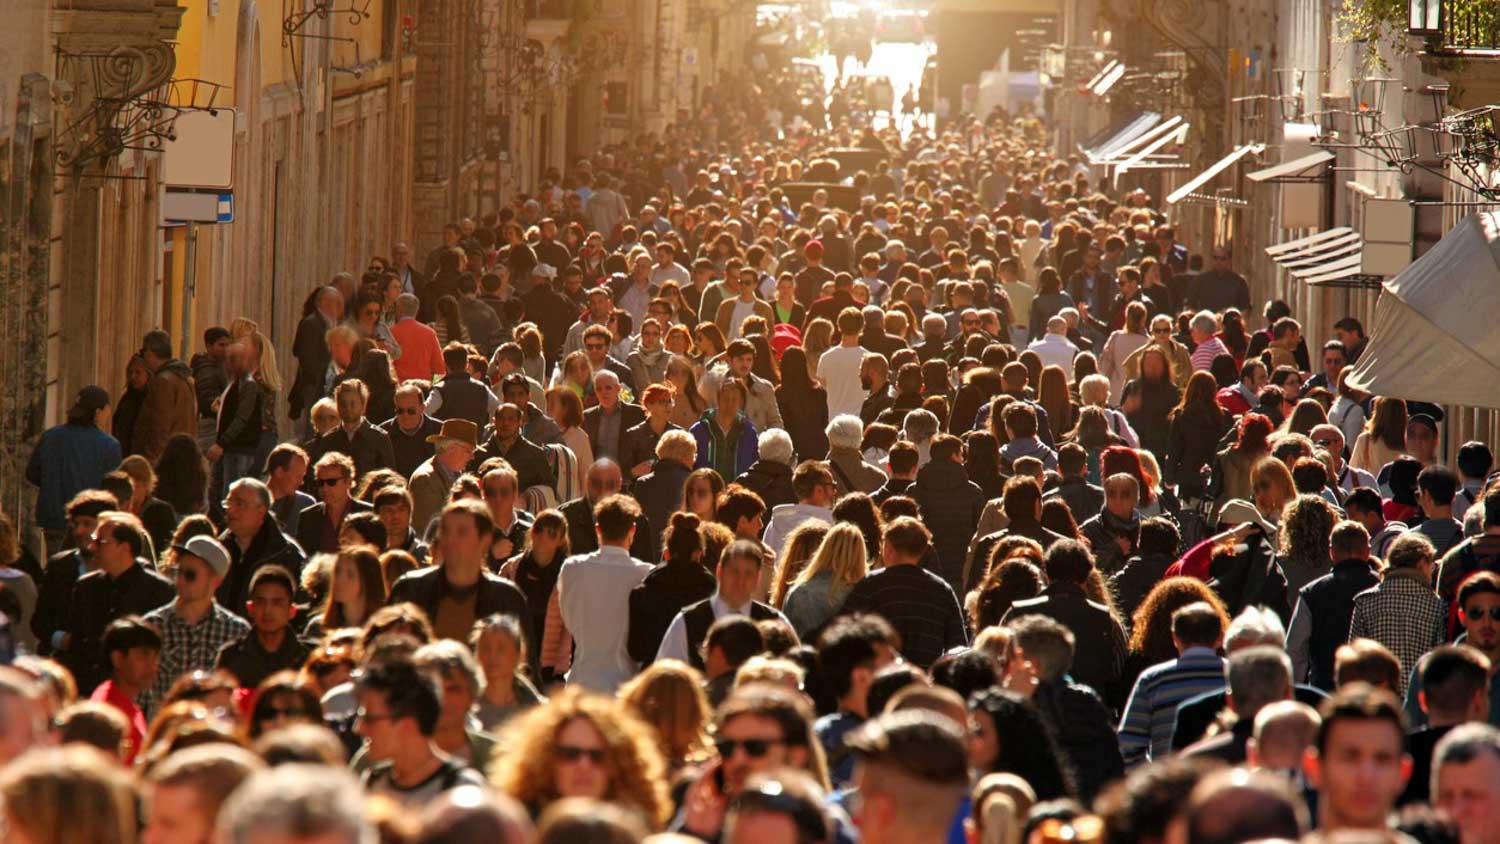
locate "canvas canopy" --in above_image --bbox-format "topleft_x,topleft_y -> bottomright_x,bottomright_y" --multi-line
1346,211 -> 1500,408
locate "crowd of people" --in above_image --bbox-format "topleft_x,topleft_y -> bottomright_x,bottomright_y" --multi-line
7,26 -> 1500,844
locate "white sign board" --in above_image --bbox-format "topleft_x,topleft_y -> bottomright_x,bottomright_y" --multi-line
162,108 -> 236,189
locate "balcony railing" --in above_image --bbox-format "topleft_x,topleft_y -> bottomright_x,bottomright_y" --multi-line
1438,0 -> 1500,53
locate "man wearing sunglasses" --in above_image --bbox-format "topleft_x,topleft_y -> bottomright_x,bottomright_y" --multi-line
379,383 -> 443,479
1407,572 -> 1500,730
141,535 -> 249,720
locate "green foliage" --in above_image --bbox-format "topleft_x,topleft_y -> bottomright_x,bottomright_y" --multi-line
1339,0 -> 1500,61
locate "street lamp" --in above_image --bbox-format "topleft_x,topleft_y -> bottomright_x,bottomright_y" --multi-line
1408,0 -> 1441,36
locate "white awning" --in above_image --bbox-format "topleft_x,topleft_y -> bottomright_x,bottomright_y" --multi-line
1303,256 -> 1368,284
1097,115 -> 1187,165
1279,233 -> 1362,269
1112,122 -> 1190,179
1166,143 -> 1266,205
1264,226 -> 1356,260
1082,113 -> 1162,162
1245,149 -> 1335,183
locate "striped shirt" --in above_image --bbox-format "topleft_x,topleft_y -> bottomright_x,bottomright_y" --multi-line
1117,646 -> 1226,765
840,564 -> 969,669
1190,336 -> 1230,372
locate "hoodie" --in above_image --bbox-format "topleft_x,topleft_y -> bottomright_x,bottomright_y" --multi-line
133,358 -> 197,462
762,503 -> 833,556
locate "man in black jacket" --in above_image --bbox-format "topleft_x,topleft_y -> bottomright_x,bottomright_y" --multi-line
1009,614 -> 1125,802
290,287 -> 340,423
471,403 -> 554,493
389,499 -> 529,642
219,478 -> 308,613
561,459 -> 657,563
61,511 -> 174,693
378,383 -> 443,479
304,379 -> 396,483
654,539 -> 782,668
32,490 -> 116,655
1002,539 -> 1126,702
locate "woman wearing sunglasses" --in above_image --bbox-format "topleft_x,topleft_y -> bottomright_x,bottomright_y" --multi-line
492,687 -> 670,828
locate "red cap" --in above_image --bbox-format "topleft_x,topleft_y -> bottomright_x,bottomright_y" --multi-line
804,240 -> 824,259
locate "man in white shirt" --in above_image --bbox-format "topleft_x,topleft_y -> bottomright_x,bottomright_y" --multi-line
762,460 -> 837,554
650,242 -> 690,288
818,307 -> 870,419
1027,316 -> 1079,374
558,494 -> 653,692
656,539 -> 785,666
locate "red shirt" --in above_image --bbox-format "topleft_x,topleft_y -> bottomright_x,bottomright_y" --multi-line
391,317 -> 445,383
91,680 -> 147,764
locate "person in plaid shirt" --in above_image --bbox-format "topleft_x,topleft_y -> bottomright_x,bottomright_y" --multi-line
141,534 -> 250,719
1350,532 -> 1447,697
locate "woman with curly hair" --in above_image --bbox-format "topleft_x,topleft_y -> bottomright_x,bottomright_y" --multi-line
969,687 -> 1075,800
1122,578 -> 1231,691
971,557 -> 1044,630
491,688 -> 671,828
618,660 -> 714,776
1277,494 -> 1338,594
782,522 -> 869,641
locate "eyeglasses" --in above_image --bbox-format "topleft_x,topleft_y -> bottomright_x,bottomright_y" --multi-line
1465,606 -> 1500,621
715,737 -> 785,759
316,476 -> 347,488
1152,327 -> 1171,335
555,745 -> 608,765
395,407 -> 422,416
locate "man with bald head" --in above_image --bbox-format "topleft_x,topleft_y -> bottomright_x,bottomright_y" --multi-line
558,459 -> 657,562
1182,767 -> 1308,844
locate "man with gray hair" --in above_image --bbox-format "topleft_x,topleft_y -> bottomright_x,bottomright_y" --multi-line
733,429 -> 797,509
1007,614 -> 1125,800
826,414 -> 886,496
901,408 -> 940,468
1171,607 -> 1307,751
391,292 -> 445,383
1434,723 -> 1500,844
217,764 -> 373,844
1182,645 -> 1293,764
413,640 -> 496,768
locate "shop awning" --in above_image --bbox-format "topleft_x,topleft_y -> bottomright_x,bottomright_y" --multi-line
1097,115 -> 1188,167
1246,149 -> 1335,183
1081,112 -> 1162,162
1166,143 -> 1266,205
1345,211 -> 1500,408
1265,227 -> 1365,282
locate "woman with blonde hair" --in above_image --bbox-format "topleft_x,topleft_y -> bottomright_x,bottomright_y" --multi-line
767,521 -> 830,610
491,687 -> 671,828
552,350 -> 593,400
1077,373 -> 1138,447
1251,456 -> 1296,524
666,356 -> 707,429
782,522 -> 869,641
0,745 -> 138,844
618,660 -> 714,775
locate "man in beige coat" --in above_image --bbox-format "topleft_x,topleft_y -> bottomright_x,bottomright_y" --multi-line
407,419 -> 479,537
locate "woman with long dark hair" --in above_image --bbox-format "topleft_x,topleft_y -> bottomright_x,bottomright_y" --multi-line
774,346 -> 829,460
153,433 -> 209,516
304,546 -> 388,639
1165,371 -> 1231,499
1028,267 -> 1075,340
1122,346 -> 1179,462
969,688 -> 1075,801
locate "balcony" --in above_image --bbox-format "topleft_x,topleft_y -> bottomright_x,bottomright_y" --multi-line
1428,0 -> 1500,54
